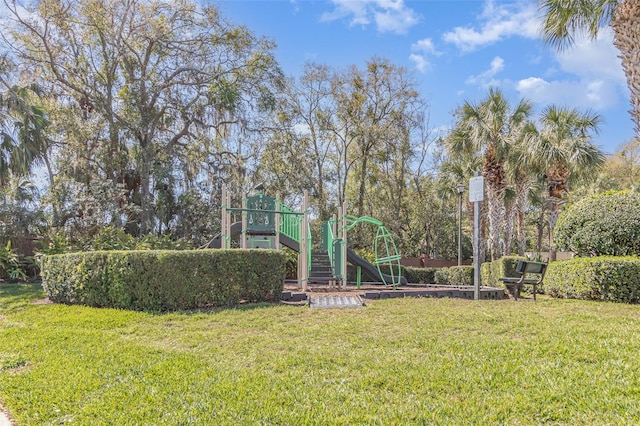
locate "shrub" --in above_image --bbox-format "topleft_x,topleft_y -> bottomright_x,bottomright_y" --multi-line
448,266 -> 474,286
354,248 -> 376,264
434,268 -> 449,285
434,266 -> 474,286
332,261 -> 436,285
41,249 -> 287,311
545,256 -> 640,303
135,234 -> 193,250
403,266 -> 436,284
555,191 -> 640,256
85,226 -> 136,251
282,247 -> 298,279
0,241 -> 28,280
481,256 -> 525,288
347,264 -> 404,283
36,232 -> 78,256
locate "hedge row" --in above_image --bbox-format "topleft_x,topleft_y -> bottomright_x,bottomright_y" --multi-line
345,265 -> 437,284
481,256 -> 525,288
434,266 -> 474,286
381,265 -> 438,284
41,249 -> 287,311
404,266 -> 437,284
344,264 -> 477,285
545,256 -> 640,303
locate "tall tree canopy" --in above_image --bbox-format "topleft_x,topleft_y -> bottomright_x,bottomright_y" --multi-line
529,105 -> 604,258
0,58 -> 49,187
447,88 -> 533,260
3,0 -> 284,236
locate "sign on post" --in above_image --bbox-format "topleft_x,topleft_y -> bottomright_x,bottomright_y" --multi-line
470,174 -> 484,300
469,176 -> 484,202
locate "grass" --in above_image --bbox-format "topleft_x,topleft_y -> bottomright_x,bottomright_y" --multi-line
2,283 -> 640,425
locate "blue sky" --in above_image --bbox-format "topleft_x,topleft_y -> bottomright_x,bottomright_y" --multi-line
217,0 -> 633,155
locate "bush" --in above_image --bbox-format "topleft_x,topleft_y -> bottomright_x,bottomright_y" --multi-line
41,249 -> 287,311
545,256 -> 640,303
481,256 -> 525,288
282,247 -> 298,279
403,266 -> 436,284
449,266 -> 474,286
354,248 -> 376,265
346,264 -> 404,283
434,266 -> 474,286
85,226 -> 136,251
0,241 -> 24,280
85,227 -> 195,251
345,264 -> 434,284
555,191 -> 640,256
135,234 -> 193,250
434,268 -> 449,285
36,232 -> 78,256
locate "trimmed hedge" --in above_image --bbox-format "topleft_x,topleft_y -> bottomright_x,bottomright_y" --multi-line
434,266 -> 474,286
403,266 -> 437,284
345,264 -> 437,284
481,256 -> 525,288
41,249 -> 287,311
545,256 -> 640,303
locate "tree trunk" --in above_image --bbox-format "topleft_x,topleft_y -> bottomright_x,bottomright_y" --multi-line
613,1 -> 640,135
483,144 -> 506,261
357,151 -> 369,218
515,177 -> 533,256
547,196 -> 563,262
503,197 -> 515,255
138,138 -> 154,236
535,208 -> 545,256
486,182 -> 505,261
517,210 -> 526,255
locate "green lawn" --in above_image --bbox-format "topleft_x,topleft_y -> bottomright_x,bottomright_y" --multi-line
2,283 -> 640,425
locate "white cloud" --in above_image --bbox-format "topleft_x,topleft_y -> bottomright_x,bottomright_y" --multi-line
516,29 -> 627,111
321,1 -> 369,26
412,38 -> 438,55
443,0 -> 540,52
321,0 -> 420,34
466,56 -> 505,87
516,77 -> 619,110
409,54 -> 430,73
409,38 -> 440,73
554,28 -> 625,87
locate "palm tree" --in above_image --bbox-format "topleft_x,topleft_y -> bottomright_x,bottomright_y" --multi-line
0,66 -> 49,186
451,88 -> 533,261
530,105 -> 605,259
540,0 -> 640,136
504,121 -> 544,255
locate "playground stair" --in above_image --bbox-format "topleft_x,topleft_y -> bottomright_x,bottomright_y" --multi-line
309,251 -> 335,285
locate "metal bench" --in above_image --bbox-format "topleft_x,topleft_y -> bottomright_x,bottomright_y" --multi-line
499,260 -> 547,301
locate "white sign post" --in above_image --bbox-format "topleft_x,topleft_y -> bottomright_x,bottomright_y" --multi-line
469,175 -> 484,300
469,176 -> 484,203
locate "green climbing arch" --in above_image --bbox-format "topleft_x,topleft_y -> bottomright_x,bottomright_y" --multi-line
345,215 -> 403,287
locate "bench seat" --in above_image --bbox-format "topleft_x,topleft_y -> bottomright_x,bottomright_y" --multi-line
499,260 -> 547,301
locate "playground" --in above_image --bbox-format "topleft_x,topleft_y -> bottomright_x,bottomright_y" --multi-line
203,186 -> 505,306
